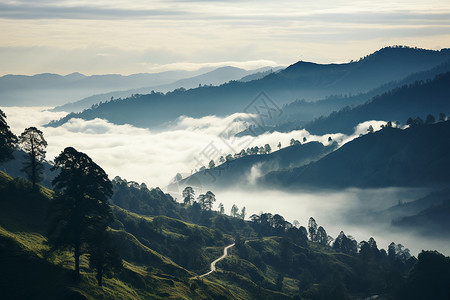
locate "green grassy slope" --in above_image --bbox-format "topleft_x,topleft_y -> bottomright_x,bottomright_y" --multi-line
0,171 -> 237,299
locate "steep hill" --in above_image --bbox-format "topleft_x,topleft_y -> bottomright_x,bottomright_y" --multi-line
393,199 -> 450,236
179,141 -> 336,190
47,47 -> 450,129
0,171 -> 238,299
2,169 -> 450,299
261,120 -> 450,189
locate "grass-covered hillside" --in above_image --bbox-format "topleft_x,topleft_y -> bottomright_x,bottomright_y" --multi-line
1,170 -> 450,299
0,171 -> 237,299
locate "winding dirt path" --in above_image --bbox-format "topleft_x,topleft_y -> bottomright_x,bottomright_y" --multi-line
199,243 -> 235,277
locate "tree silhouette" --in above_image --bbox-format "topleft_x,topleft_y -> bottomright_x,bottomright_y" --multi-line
182,186 -> 195,206
425,114 -> 435,124
240,206 -> 246,219
208,160 -> 215,169
290,138 -> 301,146
308,217 -> 317,241
198,191 -> 215,210
0,109 -> 17,164
414,117 -> 424,126
406,117 -> 414,127
264,144 -> 271,154
218,202 -> 225,214
333,231 -> 357,255
230,204 -> 239,217
19,127 -> 47,188
47,147 -> 113,278
316,226 -> 328,245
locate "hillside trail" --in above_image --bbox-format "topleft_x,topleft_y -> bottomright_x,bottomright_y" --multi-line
199,243 -> 235,277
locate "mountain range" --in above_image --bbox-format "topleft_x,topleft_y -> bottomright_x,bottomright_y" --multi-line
303,71 -> 450,135
46,46 -> 450,129
267,59 -> 450,132
0,66 -> 274,107
52,66 -> 282,113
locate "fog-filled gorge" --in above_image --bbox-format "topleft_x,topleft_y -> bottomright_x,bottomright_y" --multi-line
194,187 -> 450,257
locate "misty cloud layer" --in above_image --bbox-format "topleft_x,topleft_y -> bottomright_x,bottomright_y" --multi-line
211,187 -> 450,257
3,107 -> 387,189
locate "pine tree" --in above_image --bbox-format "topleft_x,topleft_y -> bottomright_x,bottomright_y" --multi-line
47,147 -> 113,278
19,127 -> 47,188
230,204 -> 239,217
182,186 -> 195,206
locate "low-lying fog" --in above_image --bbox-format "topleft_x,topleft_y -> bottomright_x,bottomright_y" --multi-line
3,107 -> 448,257
3,107 -> 387,189
208,187 -> 450,257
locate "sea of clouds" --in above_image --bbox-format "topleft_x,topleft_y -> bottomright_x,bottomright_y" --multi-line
3,106 -> 388,189
2,106 -> 448,256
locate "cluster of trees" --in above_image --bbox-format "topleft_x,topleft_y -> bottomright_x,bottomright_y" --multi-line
198,144 -> 273,172
407,113 -> 447,127
233,211 -> 428,298
111,176 -> 181,219
0,110 -> 48,189
182,186 -> 216,210
198,136 -> 318,173
0,109 -> 120,286
248,211 -> 414,264
366,113 -> 447,133
230,204 -> 246,219
197,135 -> 328,173
181,186 -> 247,219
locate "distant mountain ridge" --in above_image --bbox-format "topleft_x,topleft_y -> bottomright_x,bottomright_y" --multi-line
46,46 -> 450,129
267,59 -> 450,131
303,71 -> 450,135
0,69 -> 211,106
52,66 -> 277,113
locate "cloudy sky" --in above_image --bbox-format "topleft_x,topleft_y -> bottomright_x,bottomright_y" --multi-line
1,0 -> 450,75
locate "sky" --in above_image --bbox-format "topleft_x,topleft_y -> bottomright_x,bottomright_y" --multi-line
1,0 -> 450,75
